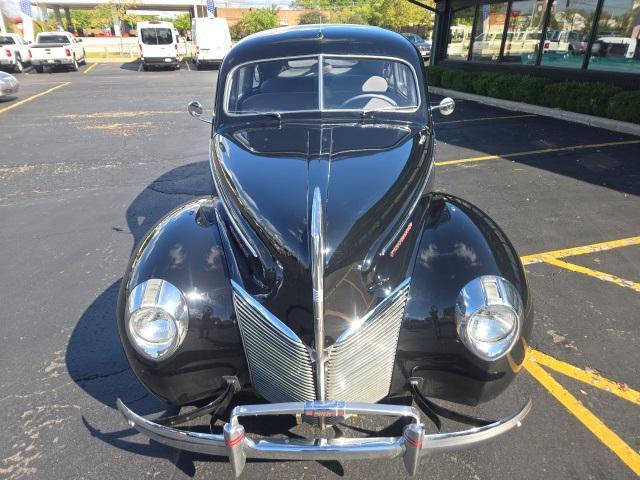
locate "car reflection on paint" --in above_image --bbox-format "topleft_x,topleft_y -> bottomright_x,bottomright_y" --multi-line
0,71 -> 19,99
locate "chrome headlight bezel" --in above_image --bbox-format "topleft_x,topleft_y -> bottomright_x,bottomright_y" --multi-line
126,279 -> 189,361
455,275 -> 523,362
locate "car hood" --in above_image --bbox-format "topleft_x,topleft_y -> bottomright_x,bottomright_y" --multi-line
211,121 -> 433,345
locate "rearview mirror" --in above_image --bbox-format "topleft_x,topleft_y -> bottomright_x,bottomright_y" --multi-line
187,100 -> 212,124
430,97 -> 455,116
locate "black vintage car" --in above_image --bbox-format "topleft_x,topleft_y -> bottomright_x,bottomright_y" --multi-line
116,24 -> 532,476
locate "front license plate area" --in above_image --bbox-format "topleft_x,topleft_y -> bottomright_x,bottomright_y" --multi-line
164,58 -> 172,62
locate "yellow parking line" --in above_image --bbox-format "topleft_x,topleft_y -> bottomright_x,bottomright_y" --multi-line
542,257 -> 640,292
435,114 -> 536,125
525,358 -> 640,476
83,62 -> 99,74
529,349 -> 640,405
435,139 -> 640,167
521,236 -> 640,265
0,82 -> 70,114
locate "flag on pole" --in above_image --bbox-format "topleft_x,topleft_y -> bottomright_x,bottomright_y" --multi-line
206,0 -> 215,15
20,0 -> 32,17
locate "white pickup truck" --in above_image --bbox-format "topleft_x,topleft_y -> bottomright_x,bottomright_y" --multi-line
0,33 -> 31,73
29,32 -> 86,72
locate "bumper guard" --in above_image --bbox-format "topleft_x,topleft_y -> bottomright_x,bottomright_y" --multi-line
117,398 -> 531,477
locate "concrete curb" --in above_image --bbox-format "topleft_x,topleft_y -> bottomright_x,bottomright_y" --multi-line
429,86 -> 640,138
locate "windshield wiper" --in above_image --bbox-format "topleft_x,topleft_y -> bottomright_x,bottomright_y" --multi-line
242,111 -> 282,121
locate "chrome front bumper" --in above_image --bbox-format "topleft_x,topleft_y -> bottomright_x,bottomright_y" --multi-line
117,398 -> 531,477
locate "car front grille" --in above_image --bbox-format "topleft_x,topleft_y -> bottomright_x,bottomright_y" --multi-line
325,279 -> 410,402
232,279 -> 410,403
231,280 -> 316,403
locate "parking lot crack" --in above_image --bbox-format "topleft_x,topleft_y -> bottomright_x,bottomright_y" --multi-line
72,367 -> 129,384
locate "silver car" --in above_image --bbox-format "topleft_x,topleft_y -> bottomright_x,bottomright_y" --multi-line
0,71 -> 19,99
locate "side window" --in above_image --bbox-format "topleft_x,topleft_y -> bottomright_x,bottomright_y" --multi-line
394,63 -> 408,98
252,66 -> 260,89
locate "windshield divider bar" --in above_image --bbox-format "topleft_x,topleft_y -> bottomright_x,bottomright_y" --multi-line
318,54 -> 324,111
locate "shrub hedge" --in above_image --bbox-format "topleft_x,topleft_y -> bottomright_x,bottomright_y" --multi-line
426,66 -> 639,124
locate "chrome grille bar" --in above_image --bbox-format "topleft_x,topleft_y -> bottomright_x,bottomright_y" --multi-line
325,278 -> 411,402
232,280 -> 316,403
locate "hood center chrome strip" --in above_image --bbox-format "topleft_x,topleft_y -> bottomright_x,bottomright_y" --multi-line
310,186 -> 326,402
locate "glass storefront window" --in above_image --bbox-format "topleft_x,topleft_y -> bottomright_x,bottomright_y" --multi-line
540,0 -> 598,69
503,0 -> 550,64
471,2 -> 509,61
446,7 -> 476,60
587,0 -> 640,74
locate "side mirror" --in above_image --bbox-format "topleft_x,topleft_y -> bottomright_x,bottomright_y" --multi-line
187,100 -> 212,124
430,97 -> 455,116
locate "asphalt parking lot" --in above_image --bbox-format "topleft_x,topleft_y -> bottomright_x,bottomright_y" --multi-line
1,61 -> 639,480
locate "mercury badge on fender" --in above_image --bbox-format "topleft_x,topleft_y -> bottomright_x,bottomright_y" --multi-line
116,24 -> 533,477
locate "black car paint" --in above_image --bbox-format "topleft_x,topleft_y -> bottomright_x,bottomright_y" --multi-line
118,25 -> 532,407
117,200 -> 249,405
211,122 -> 434,346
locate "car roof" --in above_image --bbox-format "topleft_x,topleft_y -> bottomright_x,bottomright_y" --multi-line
222,24 -> 420,71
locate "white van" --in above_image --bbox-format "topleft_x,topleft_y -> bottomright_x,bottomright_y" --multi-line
138,21 -> 180,71
191,17 -> 232,69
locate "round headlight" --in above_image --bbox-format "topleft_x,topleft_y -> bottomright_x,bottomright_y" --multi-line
455,276 -> 522,361
126,279 -> 188,360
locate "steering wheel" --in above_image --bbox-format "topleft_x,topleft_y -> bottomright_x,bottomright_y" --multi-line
340,93 -> 398,109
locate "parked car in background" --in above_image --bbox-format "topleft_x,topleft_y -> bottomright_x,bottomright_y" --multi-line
116,24 -> 532,478
0,33 -> 30,73
138,21 -> 180,71
591,36 -> 637,59
29,32 -> 86,72
0,71 -> 19,99
402,32 -> 431,58
544,30 -> 587,54
191,17 -> 232,69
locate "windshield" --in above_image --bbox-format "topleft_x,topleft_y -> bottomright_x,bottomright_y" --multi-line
38,35 -> 69,44
0,35 -> 16,45
226,56 -> 419,115
140,28 -> 173,45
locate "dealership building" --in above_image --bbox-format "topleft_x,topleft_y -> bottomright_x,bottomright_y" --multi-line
430,0 -> 640,84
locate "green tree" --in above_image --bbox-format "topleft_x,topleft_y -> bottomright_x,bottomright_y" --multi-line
298,11 -> 328,24
233,8 -> 279,38
296,0 -> 434,32
172,13 -> 191,32
91,1 -> 141,30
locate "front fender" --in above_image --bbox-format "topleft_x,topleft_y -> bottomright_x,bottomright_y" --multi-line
391,194 -> 532,406
117,198 -> 249,406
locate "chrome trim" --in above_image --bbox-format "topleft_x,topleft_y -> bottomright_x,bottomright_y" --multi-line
229,401 -> 421,426
455,276 -> 523,362
317,54 -> 324,111
335,278 -> 411,343
231,280 -> 301,343
126,279 -> 189,361
325,278 -> 411,402
310,186 -> 326,401
231,280 -> 316,403
231,275 -> 411,403
223,54 -> 422,118
117,398 -> 532,477
210,136 -> 258,258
